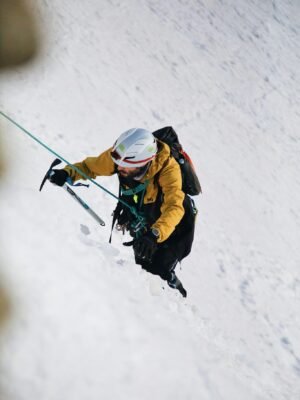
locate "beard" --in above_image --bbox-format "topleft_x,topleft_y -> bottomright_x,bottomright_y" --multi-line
118,169 -> 140,178
117,163 -> 150,179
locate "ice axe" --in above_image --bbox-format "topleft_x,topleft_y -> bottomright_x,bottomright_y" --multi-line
40,158 -> 105,226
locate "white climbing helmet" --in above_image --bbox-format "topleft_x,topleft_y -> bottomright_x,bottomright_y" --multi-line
111,128 -> 157,168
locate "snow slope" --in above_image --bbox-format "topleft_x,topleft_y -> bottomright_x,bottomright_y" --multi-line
0,0 -> 300,399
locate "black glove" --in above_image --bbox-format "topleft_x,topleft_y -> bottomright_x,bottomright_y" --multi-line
49,169 -> 69,186
133,230 -> 158,262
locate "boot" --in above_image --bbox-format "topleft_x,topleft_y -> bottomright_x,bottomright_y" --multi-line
167,272 -> 187,298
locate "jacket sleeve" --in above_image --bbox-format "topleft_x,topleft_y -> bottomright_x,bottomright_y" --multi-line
64,147 -> 115,181
151,158 -> 185,242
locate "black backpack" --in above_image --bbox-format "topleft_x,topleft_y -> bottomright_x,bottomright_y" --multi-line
152,126 -> 201,196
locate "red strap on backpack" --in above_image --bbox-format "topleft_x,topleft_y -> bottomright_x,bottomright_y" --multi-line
180,150 -> 196,171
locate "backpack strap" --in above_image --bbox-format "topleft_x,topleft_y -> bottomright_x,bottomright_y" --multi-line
120,180 -> 149,197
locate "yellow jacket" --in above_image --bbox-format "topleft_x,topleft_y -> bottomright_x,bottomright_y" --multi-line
64,141 -> 185,242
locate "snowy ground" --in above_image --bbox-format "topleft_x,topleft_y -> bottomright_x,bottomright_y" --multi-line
0,1 -> 300,399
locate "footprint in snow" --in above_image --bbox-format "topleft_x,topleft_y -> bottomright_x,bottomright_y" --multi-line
80,224 -> 90,235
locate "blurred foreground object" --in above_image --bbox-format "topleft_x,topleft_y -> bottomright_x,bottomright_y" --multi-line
1,0 -> 39,331
0,286 -> 9,326
0,0 -> 39,68
0,0 -> 38,177
0,0 -> 39,173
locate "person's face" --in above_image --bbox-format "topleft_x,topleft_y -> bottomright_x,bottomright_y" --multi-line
117,165 -> 142,178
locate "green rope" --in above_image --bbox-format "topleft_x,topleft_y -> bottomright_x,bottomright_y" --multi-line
0,110 -> 140,218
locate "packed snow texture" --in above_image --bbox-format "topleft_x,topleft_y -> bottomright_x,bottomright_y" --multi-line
0,1 -> 300,399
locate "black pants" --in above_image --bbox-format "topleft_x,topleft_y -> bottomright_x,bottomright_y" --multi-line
135,223 -> 195,281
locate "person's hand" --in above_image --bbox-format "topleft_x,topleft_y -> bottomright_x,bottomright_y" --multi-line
49,169 -> 69,186
133,230 -> 158,262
